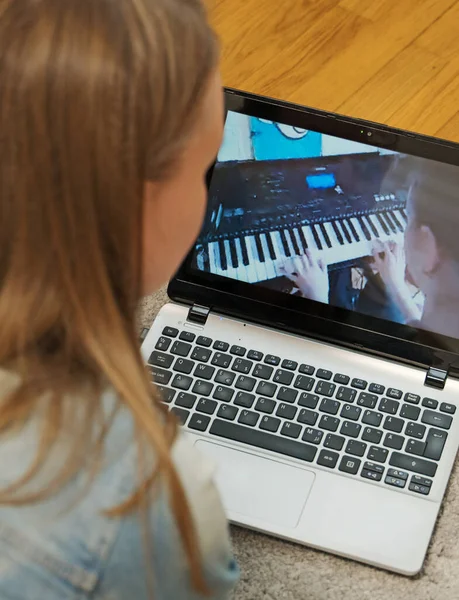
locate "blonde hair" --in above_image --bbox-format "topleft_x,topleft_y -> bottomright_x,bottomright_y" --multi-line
0,0 -> 218,593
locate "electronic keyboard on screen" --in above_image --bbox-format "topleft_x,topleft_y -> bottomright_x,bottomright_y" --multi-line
197,152 -> 407,284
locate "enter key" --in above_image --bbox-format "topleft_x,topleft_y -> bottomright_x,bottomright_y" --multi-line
424,428 -> 448,461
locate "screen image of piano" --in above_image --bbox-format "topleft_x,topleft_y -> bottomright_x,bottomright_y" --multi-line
195,151 -> 407,284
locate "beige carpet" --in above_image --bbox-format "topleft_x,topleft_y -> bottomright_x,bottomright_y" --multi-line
138,289 -> 459,600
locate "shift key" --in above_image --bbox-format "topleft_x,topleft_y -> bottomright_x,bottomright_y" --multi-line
389,452 -> 437,477
424,428 -> 448,461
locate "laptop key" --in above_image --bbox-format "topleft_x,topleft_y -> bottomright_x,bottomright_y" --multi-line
179,331 -> 195,342
405,421 -> 426,439
281,359 -> 298,371
175,392 -> 197,409
440,402 -> 456,414
315,381 -> 336,397
171,407 -> 190,425
192,364 -> 214,380
197,398 -> 217,415
319,398 -> 340,415
334,373 -> 350,385
235,375 -> 256,391
406,439 -> 426,456
265,354 -> 280,366
339,456 -> 361,475
192,380 -> 213,397
357,393 -> 378,409
400,404 -> 421,421
213,340 -> 229,352
383,433 -> 404,450
411,475 -> 432,487
260,416 -> 281,433
150,367 -> 172,385
317,449 -> 339,469
324,434 -> 345,450
214,369 -> 236,386
276,403 -> 297,420
319,415 -> 339,432
163,327 -> 179,337
383,416 -> 404,433
362,427 -> 383,444
156,386 -> 176,404
298,409 -> 318,425
298,393 -> 319,409
361,469 -> 382,482
367,446 -> 389,463
171,341 -> 192,357
336,387 -> 357,402
213,385 -> 234,402
379,398 -> 400,414
210,420 -> 318,463
362,410 -> 383,427
211,353 -> 232,368
253,364 -> 274,380
345,440 -> 367,457
281,422 -> 302,439
155,336 -> 171,352
364,461 -> 384,474
274,369 -> 294,385
277,387 -> 298,403
421,410 -> 452,430
424,428 -> 447,461
369,383 -> 385,395
148,351 -> 174,369
173,358 -> 194,374
302,427 -> 323,444
230,345 -> 246,356
256,381 -> 277,398
191,347 -> 212,362
232,358 -> 253,374
234,392 -> 255,408
255,398 -> 276,414
404,393 -> 420,405
340,404 -> 361,421
196,336 -> 212,347
387,388 -> 402,400
299,364 -> 315,375
422,398 -> 438,409
388,468 -> 408,480
340,421 -> 361,438
238,410 -> 259,427
351,378 -> 367,390
409,482 -> 430,495
188,413 -> 211,432
217,404 -> 238,421
317,369 -> 332,380
247,350 -> 263,361
389,452 -> 437,477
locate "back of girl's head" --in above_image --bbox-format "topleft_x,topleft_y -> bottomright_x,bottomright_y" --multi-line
0,0 -> 218,592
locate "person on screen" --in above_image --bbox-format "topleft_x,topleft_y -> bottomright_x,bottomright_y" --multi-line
0,1 -> 238,599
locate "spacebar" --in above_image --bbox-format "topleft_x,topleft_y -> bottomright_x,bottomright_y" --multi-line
209,419 -> 317,462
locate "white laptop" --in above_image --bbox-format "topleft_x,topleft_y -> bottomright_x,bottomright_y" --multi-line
141,88 -> 459,576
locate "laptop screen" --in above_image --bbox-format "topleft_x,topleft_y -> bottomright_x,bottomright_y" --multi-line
190,109 -> 459,344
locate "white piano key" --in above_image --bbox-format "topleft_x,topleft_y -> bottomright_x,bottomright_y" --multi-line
283,229 -> 296,257
302,225 -> 318,252
292,228 -> 307,255
208,242 -> 218,274
247,235 -> 267,282
334,220 -> 350,245
260,233 -> 277,279
241,236 -> 258,283
272,230 -> 288,259
234,238 -> 249,282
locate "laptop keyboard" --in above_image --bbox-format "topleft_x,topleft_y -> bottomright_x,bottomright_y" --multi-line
149,326 -> 456,497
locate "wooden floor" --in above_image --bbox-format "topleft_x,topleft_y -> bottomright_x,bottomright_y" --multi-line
207,0 -> 459,142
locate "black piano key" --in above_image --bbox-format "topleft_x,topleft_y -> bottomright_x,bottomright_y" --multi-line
340,220 -> 352,244
229,238 -> 238,268
383,212 -> 397,234
365,215 -> 379,237
376,213 -> 390,235
288,229 -> 301,255
279,229 -> 291,257
311,224 -> 323,250
319,223 -> 332,248
346,219 -> 360,242
390,211 -> 404,233
331,221 -> 344,244
217,240 -> 227,270
255,234 -> 265,262
240,237 -> 250,266
266,232 -> 277,260
298,227 -> 308,251
357,216 -> 371,241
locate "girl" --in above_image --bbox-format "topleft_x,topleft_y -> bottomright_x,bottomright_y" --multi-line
0,0 -> 238,598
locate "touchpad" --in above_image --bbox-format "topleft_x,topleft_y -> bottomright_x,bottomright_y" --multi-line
195,441 -> 315,529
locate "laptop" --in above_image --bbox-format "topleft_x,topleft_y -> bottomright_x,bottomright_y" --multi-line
140,88 -> 459,576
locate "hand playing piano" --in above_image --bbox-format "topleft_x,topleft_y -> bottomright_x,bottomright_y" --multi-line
371,239 -> 407,293
279,251 -> 329,304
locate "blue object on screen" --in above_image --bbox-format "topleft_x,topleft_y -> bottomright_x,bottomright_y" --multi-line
306,173 -> 336,189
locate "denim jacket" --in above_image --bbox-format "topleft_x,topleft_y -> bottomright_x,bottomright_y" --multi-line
0,370 -> 239,599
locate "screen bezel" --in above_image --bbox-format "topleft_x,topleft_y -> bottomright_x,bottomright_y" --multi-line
169,87 -> 459,377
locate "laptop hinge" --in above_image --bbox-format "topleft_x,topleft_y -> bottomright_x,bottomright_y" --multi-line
187,303 -> 210,325
424,367 -> 448,390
